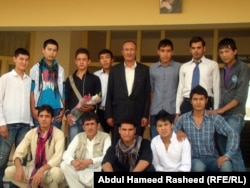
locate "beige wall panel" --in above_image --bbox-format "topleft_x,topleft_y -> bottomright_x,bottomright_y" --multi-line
31,31 -> 71,76
0,0 -> 249,30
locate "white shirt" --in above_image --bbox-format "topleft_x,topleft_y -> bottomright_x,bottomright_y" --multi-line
62,133 -> 111,168
151,132 -> 191,172
94,69 -> 109,107
0,69 -> 33,126
176,56 -> 220,113
124,62 -> 136,96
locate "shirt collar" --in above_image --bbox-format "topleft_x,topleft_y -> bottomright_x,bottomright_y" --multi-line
11,69 -> 28,78
192,56 -> 205,63
124,61 -> 137,69
157,60 -> 174,67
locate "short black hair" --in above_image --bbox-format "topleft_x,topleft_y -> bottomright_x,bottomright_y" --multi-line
43,39 -> 59,50
38,104 -> 54,117
98,49 -> 114,59
218,37 -> 238,58
190,85 -> 208,99
119,118 -> 136,128
189,36 -> 206,47
81,111 -> 99,124
155,109 -> 174,125
75,47 -> 90,59
14,48 -> 30,57
218,37 -> 237,51
158,39 -> 174,50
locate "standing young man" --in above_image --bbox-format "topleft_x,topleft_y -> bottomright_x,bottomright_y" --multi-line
208,38 -> 250,171
94,49 -> 114,134
30,39 -> 65,129
105,40 -> 151,145
64,48 -> 101,142
176,36 -> 220,117
0,48 -> 32,188
149,39 -> 181,138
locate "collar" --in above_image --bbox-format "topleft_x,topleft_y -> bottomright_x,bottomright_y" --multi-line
11,69 -> 28,78
124,61 -> 137,69
157,60 -> 174,67
192,56 -> 205,63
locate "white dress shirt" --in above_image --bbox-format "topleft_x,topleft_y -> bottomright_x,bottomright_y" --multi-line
151,132 -> 191,172
94,69 -> 109,107
176,56 -> 220,113
125,62 -> 136,96
0,69 -> 33,126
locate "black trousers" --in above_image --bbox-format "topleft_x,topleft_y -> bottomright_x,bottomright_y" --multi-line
180,97 -> 213,114
96,109 -> 112,134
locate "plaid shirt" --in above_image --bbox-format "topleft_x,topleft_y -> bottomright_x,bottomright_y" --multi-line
174,111 -> 239,159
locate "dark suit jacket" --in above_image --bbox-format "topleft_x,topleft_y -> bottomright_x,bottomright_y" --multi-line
105,62 -> 150,125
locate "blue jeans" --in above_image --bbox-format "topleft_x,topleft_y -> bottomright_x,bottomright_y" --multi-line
68,117 -> 83,143
217,114 -> 246,172
150,115 -> 158,139
0,123 -> 29,188
33,108 -> 62,129
191,157 -> 233,172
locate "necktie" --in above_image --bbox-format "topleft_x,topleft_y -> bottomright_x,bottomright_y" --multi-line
191,62 -> 200,89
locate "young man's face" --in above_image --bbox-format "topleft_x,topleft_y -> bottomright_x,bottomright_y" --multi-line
122,42 -> 136,62
156,119 -> 173,139
99,53 -> 113,70
75,53 -> 90,71
119,123 -> 136,145
43,44 -> 58,62
157,45 -> 174,65
190,93 -> 208,111
82,119 -> 99,140
13,54 -> 29,72
219,47 -> 237,65
38,110 -> 53,130
190,41 -> 206,61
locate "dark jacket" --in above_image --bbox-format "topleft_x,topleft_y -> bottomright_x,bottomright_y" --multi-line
65,70 -> 101,116
105,62 -> 150,125
220,60 -> 250,115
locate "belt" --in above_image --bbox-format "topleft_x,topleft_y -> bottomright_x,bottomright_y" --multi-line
99,106 -> 105,111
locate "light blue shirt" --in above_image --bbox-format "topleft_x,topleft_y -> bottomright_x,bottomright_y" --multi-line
150,60 -> 181,114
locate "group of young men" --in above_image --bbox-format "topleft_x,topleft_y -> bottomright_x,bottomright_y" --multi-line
0,36 -> 249,188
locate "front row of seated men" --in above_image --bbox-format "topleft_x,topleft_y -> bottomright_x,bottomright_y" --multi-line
5,85 -> 239,188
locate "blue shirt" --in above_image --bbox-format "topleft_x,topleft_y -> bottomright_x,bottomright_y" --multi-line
150,60 -> 181,114
31,64 -> 63,109
174,111 -> 239,159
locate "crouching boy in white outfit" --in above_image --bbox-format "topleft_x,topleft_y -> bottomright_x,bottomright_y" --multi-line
60,111 -> 111,188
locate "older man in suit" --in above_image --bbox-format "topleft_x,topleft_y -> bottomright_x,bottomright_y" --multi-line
105,40 -> 151,145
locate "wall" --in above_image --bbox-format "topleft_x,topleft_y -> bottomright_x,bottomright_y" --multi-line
29,31 -> 72,74
1,0 -> 250,76
0,0 -> 250,30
